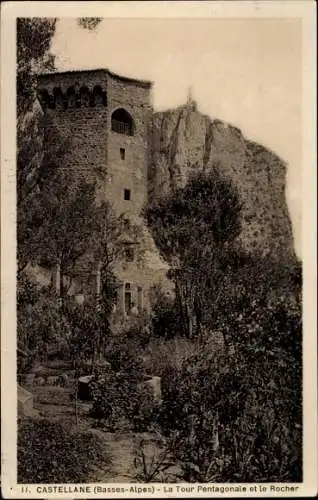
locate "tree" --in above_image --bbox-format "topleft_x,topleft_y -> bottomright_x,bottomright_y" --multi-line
17,17 -> 104,276
17,18 -> 57,275
146,166 -> 242,338
34,177 -> 100,297
77,18 -> 102,31
17,117 -> 73,275
17,18 -> 56,118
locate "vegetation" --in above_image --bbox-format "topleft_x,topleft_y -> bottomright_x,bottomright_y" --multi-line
18,418 -> 110,483
157,297 -> 302,482
16,17 -> 302,485
146,167 -> 242,339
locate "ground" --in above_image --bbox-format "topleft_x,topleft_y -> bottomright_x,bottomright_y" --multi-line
25,383 -> 173,483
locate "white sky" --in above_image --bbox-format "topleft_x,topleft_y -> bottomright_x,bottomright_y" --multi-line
51,17 -> 302,257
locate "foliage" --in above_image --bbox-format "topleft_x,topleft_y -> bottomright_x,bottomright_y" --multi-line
78,18 -> 103,30
146,167 -> 242,338
142,336 -> 205,377
17,288 -> 71,361
62,301 -> 103,369
158,296 -> 302,482
88,331 -> 160,431
131,436 -> 177,482
103,334 -> 145,380
35,179 -> 100,289
149,284 -> 181,339
18,418 -> 110,483
17,18 -> 56,117
90,371 -> 158,432
17,18 -> 56,274
146,167 -> 241,263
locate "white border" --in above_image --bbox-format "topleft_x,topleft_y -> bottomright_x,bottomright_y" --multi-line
1,1 -> 317,498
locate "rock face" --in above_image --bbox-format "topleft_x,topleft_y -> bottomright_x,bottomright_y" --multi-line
33,69 -> 297,310
150,102 -> 296,260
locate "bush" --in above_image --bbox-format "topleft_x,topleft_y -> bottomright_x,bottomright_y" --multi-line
18,418 -> 111,483
158,296 -> 302,482
142,336 -> 205,377
89,371 -> 157,432
103,335 -> 145,380
17,288 -> 72,363
150,289 -> 181,339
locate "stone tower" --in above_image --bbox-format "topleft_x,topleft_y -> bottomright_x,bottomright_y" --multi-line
37,69 -> 165,315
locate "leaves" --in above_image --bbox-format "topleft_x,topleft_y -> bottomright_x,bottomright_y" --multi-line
78,18 -> 102,31
17,18 -> 56,117
18,418 -> 110,483
146,168 -> 242,338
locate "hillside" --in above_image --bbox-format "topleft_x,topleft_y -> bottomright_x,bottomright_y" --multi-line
150,101 -> 296,261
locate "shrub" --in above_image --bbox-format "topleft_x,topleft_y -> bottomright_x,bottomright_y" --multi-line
103,335 -> 145,380
17,287 -> 72,363
150,286 -> 181,339
18,418 -> 111,483
89,371 -> 157,432
131,436 -> 178,482
142,336 -> 205,377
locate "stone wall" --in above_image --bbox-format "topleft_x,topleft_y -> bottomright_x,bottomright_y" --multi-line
38,71 -> 109,201
106,72 -> 152,218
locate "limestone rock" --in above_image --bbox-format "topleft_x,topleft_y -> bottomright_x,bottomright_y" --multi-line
150,104 -> 296,260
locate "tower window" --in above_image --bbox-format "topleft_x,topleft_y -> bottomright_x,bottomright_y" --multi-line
111,108 -> 135,136
120,148 -> 126,160
124,189 -> 131,201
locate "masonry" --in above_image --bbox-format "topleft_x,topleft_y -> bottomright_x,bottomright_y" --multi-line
37,68 -> 168,317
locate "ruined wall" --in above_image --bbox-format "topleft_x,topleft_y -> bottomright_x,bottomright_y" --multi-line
150,102 -> 296,260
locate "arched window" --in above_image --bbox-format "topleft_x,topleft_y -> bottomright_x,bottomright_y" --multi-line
93,86 -> 106,107
111,108 -> 135,136
79,86 -> 90,107
53,87 -> 64,110
66,87 -> 76,109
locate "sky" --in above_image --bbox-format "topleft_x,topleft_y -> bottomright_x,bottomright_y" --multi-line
51,17 -> 302,257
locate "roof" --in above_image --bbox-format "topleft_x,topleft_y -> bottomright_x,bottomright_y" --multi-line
38,67 -> 153,88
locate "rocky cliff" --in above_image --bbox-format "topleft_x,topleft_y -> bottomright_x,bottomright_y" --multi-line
149,101 -> 296,260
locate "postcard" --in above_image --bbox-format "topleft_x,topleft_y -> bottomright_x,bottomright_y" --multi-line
1,1 -> 317,498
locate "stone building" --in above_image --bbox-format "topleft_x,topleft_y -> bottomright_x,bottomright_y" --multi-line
37,66 -> 296,317
37,68 -> 169,317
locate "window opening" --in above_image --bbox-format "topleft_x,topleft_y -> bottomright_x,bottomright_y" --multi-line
111,108 -> 135,136
120,148 -> 126,160
137,286 -> 143,312
125,292 -> 132,316
124,189 -> 131,201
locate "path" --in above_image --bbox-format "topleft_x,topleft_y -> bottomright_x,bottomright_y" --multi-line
90,430 -> 158,483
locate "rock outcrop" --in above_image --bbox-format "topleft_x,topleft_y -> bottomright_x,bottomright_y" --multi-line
150,101 -> 296,260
